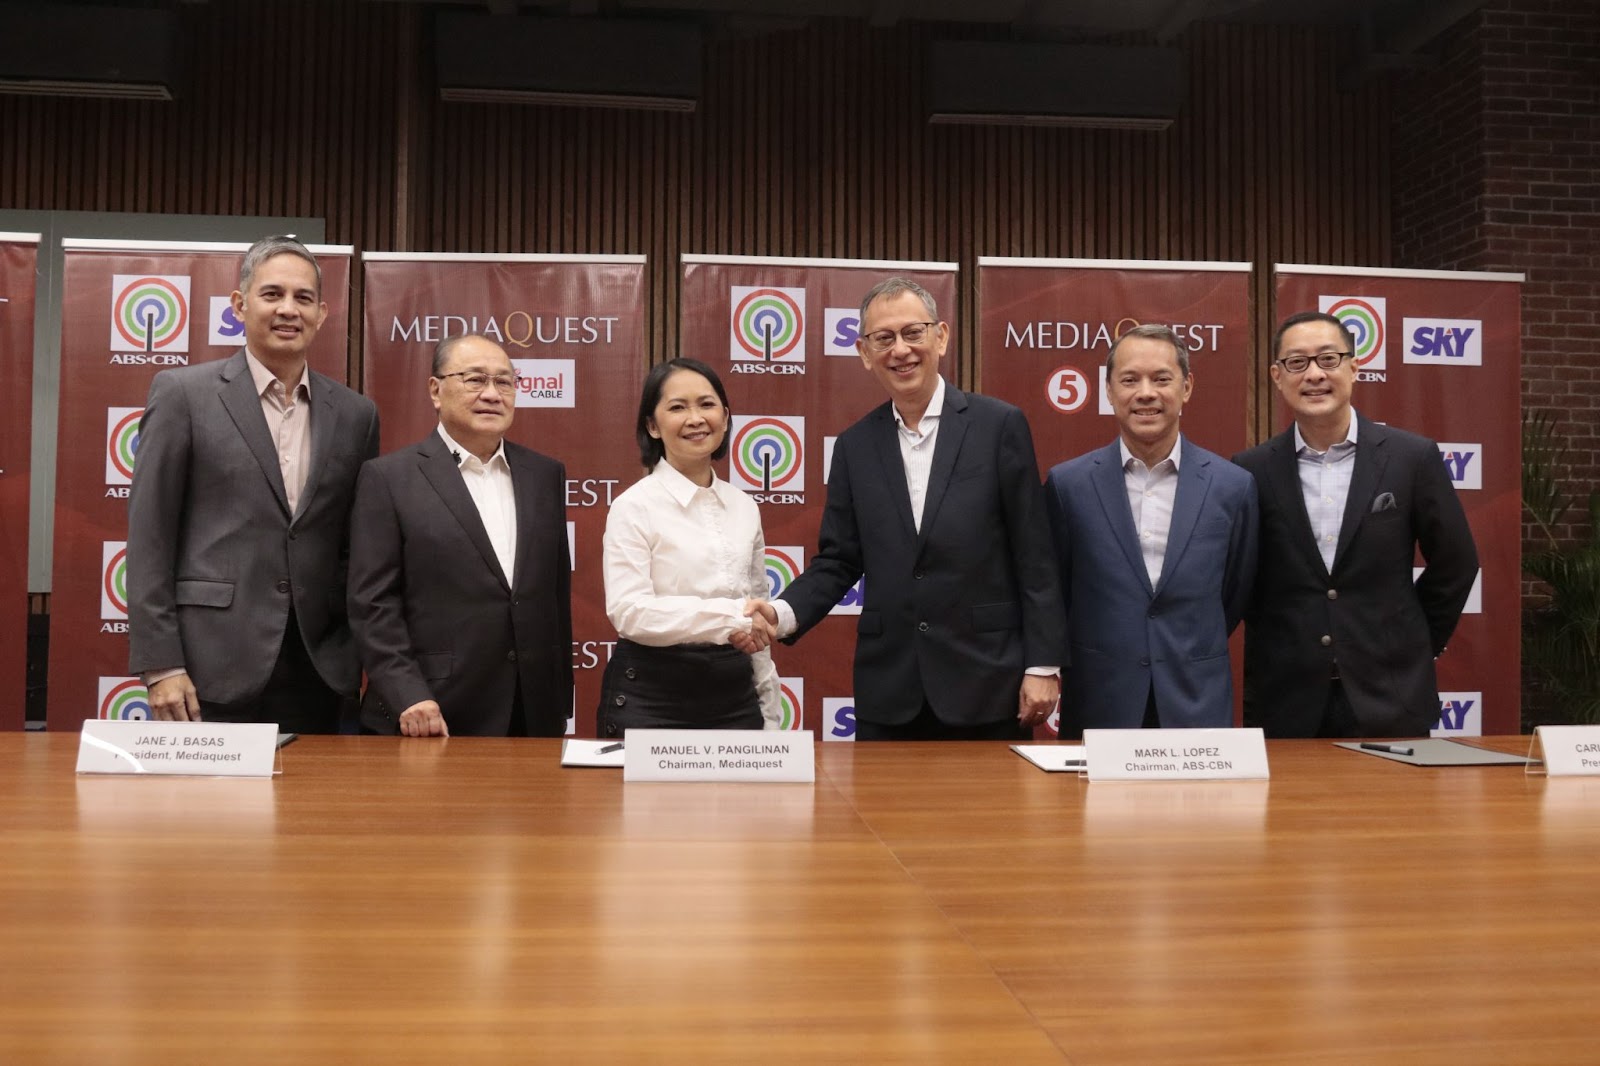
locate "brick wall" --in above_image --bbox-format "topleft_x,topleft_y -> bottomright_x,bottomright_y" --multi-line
1394,0 -> 1600,553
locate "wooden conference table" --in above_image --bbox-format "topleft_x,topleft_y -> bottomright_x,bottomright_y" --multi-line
0,734 -> 1594,1064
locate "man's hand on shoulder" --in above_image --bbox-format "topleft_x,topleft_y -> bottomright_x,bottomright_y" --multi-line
399,700 -> 449,737
149,673 -> 201,722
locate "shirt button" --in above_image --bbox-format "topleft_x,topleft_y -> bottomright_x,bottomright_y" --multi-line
1320,635 -> 1333,647
917,621 -> 929,633
1327,589 -> 1338,600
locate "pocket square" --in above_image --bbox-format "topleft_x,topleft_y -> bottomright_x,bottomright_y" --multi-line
1371,491 -> 1398,513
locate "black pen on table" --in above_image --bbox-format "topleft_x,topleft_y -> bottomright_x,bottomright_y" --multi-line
1360,742 -> 1415,757
597,742 -> 624,755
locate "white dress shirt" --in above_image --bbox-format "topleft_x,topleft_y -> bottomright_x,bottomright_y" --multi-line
1294,414 -> 1360,573
603,460 -> 781,727
893,376 -> 945,532
436,424 -> 517,584
1119,435 -> 1182,588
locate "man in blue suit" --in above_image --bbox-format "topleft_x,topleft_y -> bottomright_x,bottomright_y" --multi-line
1044,324 -> 1257,736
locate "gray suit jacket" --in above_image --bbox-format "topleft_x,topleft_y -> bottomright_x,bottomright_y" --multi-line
1045,438 -> 1258,734
127,350 -> 380,704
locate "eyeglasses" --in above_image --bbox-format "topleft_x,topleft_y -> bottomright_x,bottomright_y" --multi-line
861,321 -> 938,353
1276,350 -> 1353,374
437,371 -> 517,394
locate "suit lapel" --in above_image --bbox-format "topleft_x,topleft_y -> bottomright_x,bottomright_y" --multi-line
419,437 -> 511,592
293,375 -> 341,523
1154,439 -> 1212,596
915,384 -> 967,553
1265,427 -> 1329,579
1333,416 -> 1388,573
1090,441 -> 1153,596
868,405 -> 919,545
507,447 -> 542,592
217,353 -> 291,519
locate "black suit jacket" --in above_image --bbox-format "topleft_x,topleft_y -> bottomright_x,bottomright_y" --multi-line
347,433 -> 573,736
1232,415 -> 1478,737
778,385 -> 1065,726
128,351 -> 380,703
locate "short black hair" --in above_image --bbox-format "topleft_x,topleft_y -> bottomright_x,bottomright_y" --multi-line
636,357 -> 732,468
1272,311 -> 1356,360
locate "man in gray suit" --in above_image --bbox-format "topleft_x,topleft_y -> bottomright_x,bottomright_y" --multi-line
1044,325 -> 1257,736
127,235 -> 380,733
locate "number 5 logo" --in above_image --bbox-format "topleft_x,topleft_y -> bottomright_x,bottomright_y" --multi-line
1045,366 -> 1090,413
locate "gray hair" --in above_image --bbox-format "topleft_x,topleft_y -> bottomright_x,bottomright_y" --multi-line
859,276 -> 939,324
239,235 -> 322,297
1106,323 -> 1190,377
432,332 -> 500,376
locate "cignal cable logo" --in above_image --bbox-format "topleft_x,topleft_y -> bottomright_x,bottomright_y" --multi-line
1318,295 -> 1386,372
110,275 -> 191,353
98,676 -> 151,720
730,286 -> 805,367
105,407 -> 143,486
777,677 -> 805,730
730,416 -> 805,502
764,546 -> 804,599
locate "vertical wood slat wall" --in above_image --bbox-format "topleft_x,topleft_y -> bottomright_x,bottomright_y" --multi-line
0,1 -> 1391,444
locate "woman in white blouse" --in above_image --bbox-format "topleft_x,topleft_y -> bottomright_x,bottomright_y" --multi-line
599,358 -> 781,734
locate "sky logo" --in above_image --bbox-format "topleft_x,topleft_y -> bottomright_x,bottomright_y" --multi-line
1319,295 -> 1386,371
823,307 -> 861,356
822,697 -> 856,741
1431,691 -> 1482,736
101,541 -> 128,620
208,296 -> 247,346
98,676 -> 151,720
777,677 -> 805,730
1437,443 -> 1482,490
730,415 -> 805,493
1403,318 -> 1482,366
111,275 -> 190,353
765,547 -> 804,598
105,407 -> 143,485
731,286 -> 805,363
510,358 -> 576,408
829,575 -> 865,616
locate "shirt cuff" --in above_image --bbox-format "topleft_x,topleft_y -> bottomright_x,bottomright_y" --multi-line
772,598 -> 799,640
1025,666 -> 1061,678
142,667 -> 187,686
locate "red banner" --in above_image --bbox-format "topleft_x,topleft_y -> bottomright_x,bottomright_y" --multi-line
361,253 -> 647,737
679,255 -> 960,742
1274,266 -> 1522,736
977,258 -> 1254,733
0,234 -> 38,729
47,241 -> 352,731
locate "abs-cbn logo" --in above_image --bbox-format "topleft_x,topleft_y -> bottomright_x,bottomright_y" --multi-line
764,547 -> 804,598
99,676 -> 151,720
729,286 -> 806,374
510,359 -> 575,408
730,415 -> 805,504
106,407 -> 143,486
1438,443 -> 1481,490
777,677 -> 805,730
1403,318 -> 1482,366
1319,295 -> 1386,379
111,275 -> 191,353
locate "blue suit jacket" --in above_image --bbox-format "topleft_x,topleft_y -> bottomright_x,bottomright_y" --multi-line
1044,437 -> 1258,734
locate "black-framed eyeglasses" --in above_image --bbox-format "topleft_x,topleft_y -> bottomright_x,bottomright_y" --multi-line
861,321 -> 938,352
437,371 -> 517,394
1276,350 -> 1353,374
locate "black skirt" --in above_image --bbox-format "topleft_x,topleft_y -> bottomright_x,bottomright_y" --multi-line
596,639 -> 763,737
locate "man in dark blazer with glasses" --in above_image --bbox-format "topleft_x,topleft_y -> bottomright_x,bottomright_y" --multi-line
348,333 -> 572,737
1232,311 -> 1478,739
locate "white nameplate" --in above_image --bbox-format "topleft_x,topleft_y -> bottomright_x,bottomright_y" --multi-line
1532,724 -> 1600,777
76,720 -> 279,778
1082,727 -> 1269,782
622,729 -> 815,783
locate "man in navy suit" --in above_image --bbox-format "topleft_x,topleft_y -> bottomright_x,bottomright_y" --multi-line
1044,324 -> 1257,736
1232,311 -> 1477,738
348,333 -> 572,738
748,277 -> 1065,740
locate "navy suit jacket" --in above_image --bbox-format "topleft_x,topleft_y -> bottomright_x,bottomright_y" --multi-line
1232,416 -> 1478,737
1045,437 -> 1258,734
778,384 -> 1065,727
347,433 -> 573,737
